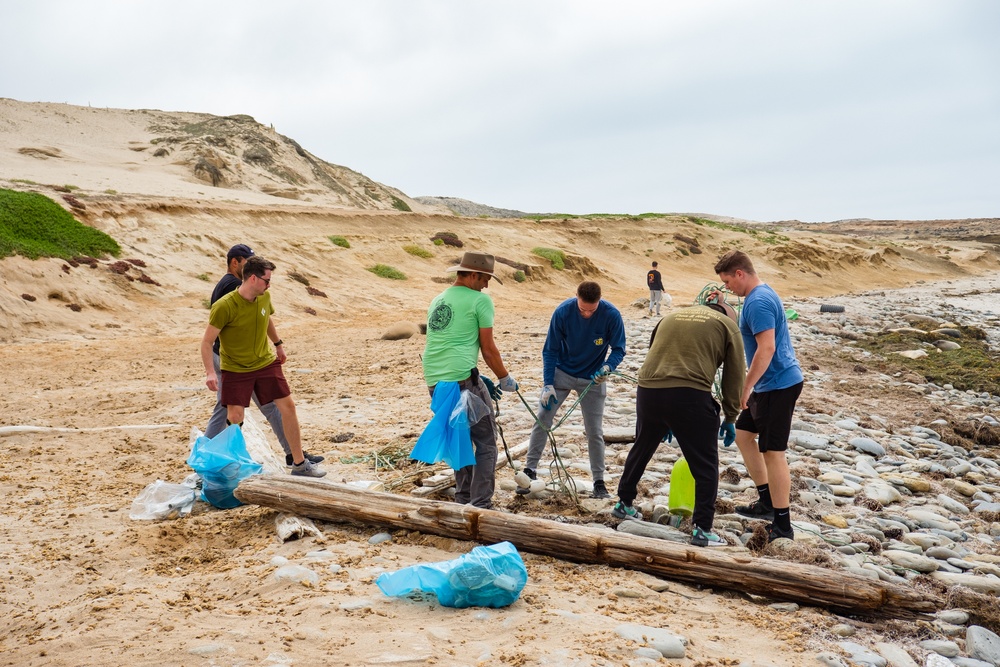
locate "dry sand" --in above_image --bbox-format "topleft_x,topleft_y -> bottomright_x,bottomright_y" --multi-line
1,100 -> 998,666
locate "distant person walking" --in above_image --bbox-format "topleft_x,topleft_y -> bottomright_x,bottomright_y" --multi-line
200,255 -> 326,477
422,251 -> 518,509
714,250 -> 803,542
520,281 -> 626,499
647,261 -> 665,316
202,244 -> 324,467
613,299 -> 745,547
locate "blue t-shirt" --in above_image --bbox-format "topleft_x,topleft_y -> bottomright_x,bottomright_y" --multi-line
740,284 -> 803,393
542,298 -> 626,385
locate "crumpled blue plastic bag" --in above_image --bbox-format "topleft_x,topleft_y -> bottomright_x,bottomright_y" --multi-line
410,381 -> 476,470
376,541 -> 528,608
186,424 -> 263,508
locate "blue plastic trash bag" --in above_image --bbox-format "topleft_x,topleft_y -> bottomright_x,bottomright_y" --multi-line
186,424 -> 263,509
410,381 -> 476,470
376,541 -> 528,608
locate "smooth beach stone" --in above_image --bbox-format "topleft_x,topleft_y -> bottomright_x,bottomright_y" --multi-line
936,494 -> 970,515
615,623 -> 687,659
791,432 -> 832,450
823,514 -> 850,529
945,479 -> 980,497
904,509 -> 961,532
816,652 -> 850,667
882,550 -> 939,573
873,642 -> 919,667
836,641 -> 887,667
925,546 -> 961,560
931,572 -> 1000,595
865,483 -> 902,505
919,640 -> 959,657
966,625 -> 1000,666
830,485 -> 857,497
901,533 -> 949,550
936,609 -> 971,625
950,658 -> 995,667
819,472 -> 845,485
274,565 -> 320,584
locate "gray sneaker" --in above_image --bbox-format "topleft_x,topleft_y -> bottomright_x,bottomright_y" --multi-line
290,459 -> 327,478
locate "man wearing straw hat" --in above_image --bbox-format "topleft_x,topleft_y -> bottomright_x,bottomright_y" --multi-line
422,251 -> 518,509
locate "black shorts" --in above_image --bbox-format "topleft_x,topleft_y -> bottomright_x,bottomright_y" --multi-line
734,382 -> 803,452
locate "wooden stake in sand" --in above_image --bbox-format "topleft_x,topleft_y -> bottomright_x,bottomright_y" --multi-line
234,475 -> 942,616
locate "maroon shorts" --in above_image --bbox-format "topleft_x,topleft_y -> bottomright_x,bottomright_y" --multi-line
221,360 -> 290,407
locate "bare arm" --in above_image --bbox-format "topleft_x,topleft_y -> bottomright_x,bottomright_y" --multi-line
479,327 -> 509,379
267,319 -> 286,363
741,328 -> 776,409
201,325 -> 222,392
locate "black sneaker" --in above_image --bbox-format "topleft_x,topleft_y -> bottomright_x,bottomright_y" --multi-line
611,501 -> 643,521
766,523 -> 794,542
515,468 -> 536,495
735,499 -> 774,521
286,451 -> 325,466
691,526 -> 727,547
591,480 -> 610,499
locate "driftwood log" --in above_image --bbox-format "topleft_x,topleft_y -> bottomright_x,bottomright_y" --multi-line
235,476 -> 942,616
411,441 -> 529,497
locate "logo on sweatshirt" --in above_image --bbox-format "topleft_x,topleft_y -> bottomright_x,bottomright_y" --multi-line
594,337 -> 604,346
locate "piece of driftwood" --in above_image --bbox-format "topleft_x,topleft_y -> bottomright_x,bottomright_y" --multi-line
234,476 -> 942,616
411,441 -> 530,497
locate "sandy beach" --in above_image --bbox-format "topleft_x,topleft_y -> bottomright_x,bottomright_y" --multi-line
2,100 -> 999,667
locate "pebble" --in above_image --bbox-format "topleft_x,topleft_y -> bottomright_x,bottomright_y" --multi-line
919,640 -> 959,657
873,642 -> 919,667
966,625 -> 1000,666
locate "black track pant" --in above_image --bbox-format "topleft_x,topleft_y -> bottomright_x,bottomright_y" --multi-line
617,386 -> 721,531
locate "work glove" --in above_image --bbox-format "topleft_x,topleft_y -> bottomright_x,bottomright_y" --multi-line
719,422 -> 736,447
661,429 -> 673,444
498,375 -> 518,393
539,385 -> 557,410
481,376 -> 502,401
591,364 -> 611,384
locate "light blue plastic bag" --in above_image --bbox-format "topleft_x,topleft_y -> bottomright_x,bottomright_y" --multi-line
410,381 -> 476,470
376,541 -> 528,608
186,424 -> 263,509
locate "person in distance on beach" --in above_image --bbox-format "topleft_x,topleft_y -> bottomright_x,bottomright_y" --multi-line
200,255 -> 326,477
714,250 -> 803,542
613,298 -> 745,547
422,251 -> 518,509
202,244 -> 324,467
520,281 -> 626,499
647,261 -> 665,316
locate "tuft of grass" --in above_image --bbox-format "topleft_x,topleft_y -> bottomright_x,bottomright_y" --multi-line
532,247 -> 565,270
403,244 -> 433,258
196,273 -> 210,281
368,264 -> 406,280
202,297 -> 212,309
329,235 -> 350,248
513,270 -> 526,283
390,195 -> 412,212
432,238 -> 444,246
104,189 -> 118,195
289,271 -> 310,286
688,217 -> 789,245
0,188 -> 120,260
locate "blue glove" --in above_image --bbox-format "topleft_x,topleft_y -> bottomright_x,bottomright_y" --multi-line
720,422 -> 736,447
539,385 -> 557,410
591,364 -> 611,384
499,375 -> 518,392
481,376 -> 502,401
661,429 -> 673,444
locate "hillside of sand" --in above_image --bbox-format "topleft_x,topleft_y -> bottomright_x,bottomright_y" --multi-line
2,100 -> 1000,666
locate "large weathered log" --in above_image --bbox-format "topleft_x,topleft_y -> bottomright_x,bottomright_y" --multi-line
235,475 -> 943,616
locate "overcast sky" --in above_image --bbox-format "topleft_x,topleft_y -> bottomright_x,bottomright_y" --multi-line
3,1 -> 998,221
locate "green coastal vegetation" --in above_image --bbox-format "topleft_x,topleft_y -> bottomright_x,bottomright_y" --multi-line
531,247 -> 566,270
0,188 -> 120,260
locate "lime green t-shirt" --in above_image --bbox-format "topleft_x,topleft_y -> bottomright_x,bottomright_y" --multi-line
422,286 -> 495,386
209,289 -> 276,372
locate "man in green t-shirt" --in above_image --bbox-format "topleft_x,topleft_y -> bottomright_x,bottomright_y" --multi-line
423,251 -> 517,509
200,255 -> 326,478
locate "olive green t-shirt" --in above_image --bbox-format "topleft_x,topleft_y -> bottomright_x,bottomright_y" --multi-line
638,305 -> 746,421
209,289 -> 276,373
422,286 -> 495,386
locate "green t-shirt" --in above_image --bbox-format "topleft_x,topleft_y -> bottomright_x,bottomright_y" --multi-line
209,289 -> 276,373
422,286 -> 495,386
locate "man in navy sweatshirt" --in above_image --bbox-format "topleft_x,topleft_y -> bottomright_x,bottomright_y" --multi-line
519,281 -> 626,499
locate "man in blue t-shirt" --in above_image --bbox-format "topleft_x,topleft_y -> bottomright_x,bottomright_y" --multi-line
519,281 -> 626,499
714,250 -> 803,543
